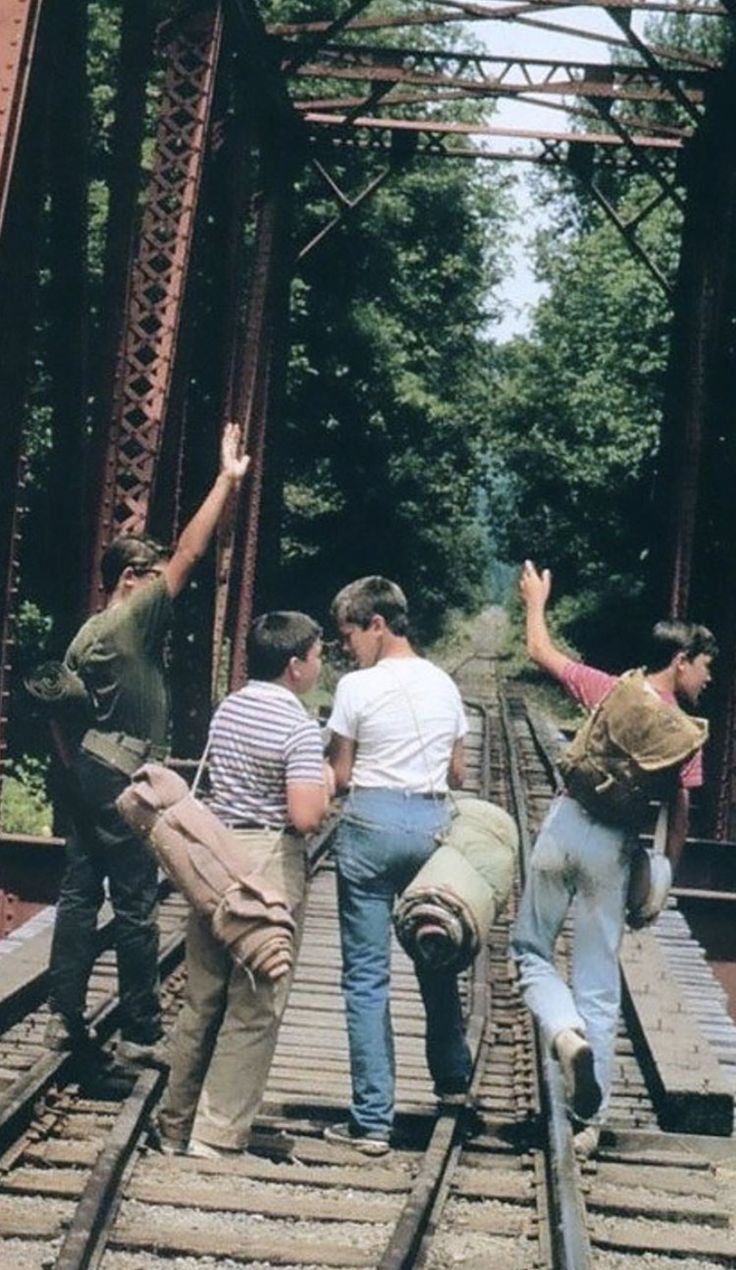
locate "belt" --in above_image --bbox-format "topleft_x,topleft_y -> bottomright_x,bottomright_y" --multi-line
419,792 -> 446,800
81,729 -> 169,776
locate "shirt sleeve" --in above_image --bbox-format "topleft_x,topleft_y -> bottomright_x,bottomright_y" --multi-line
453,686 -> 469,739
327,677 -> 358,741
559,659 -> 618,711
679,748 -> 703,790
284,717 -> 326,784
125,576 -> 174,652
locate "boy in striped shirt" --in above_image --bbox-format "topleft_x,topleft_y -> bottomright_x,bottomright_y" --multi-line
158,611 -> 332,1157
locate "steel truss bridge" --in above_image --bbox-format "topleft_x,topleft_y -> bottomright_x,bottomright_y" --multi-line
1,0 -> 735,870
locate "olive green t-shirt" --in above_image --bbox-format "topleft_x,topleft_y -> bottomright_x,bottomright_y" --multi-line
64,577 -> 173,748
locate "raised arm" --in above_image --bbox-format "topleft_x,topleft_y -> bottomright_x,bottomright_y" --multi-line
163,422 -> 249,598
519,561 -> 571,682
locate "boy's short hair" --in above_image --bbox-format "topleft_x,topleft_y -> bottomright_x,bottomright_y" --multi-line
331,576 -> 409,636
645,619 -> 718,672
101,534 -> 168,594
247,611 -> 322,681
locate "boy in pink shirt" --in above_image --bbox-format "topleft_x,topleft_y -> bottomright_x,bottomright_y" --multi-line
511,562 -> 716,1156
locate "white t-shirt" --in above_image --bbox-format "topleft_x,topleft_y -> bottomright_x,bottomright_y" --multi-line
327,657 -> 467,794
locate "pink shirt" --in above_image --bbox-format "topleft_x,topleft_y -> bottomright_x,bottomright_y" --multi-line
559,658 -> 702,789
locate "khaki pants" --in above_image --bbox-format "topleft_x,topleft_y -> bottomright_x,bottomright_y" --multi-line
159,828 -> 307,1150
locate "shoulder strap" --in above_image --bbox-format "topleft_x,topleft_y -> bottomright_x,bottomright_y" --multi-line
191,729 -> 214,799
653,803 -> 668,856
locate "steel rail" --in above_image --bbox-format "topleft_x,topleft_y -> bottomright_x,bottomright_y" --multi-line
0,819 -> 337,1152
377,942 -> 490,1270
54,1067 -> 167,1270
0,919 -> 184,1155
499,687 -> 593,1269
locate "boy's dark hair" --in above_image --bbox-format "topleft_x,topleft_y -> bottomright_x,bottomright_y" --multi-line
331,576 -> 409,636
645,619 -> 718,672
101,534 -> 168,594
247,611 -> 322,681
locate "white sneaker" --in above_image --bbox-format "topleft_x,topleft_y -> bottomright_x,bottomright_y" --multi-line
553,1029 -> 602,1122
188,1138 -> 242,1159
574,1124 -> 601,1158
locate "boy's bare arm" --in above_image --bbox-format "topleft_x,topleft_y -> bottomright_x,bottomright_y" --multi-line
519,561 -> 571,681
665,787 -> 689,878
448,738 -> 465,789
164,423 -> 249,598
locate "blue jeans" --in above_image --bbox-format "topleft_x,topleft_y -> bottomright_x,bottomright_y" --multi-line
334,788 -> 472,1135
511,795 -> 633,1119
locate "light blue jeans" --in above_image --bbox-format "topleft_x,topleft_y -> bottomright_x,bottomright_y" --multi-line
511,795 -> 633,1120
334,789 -> 472,1136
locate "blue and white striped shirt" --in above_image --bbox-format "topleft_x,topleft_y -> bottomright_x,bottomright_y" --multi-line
208,680 -> 324,829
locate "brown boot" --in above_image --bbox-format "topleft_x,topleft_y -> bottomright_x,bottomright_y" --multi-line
553,1029 -> 602,1122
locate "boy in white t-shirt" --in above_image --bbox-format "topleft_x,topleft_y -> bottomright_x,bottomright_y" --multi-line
324,576 -> 471,1155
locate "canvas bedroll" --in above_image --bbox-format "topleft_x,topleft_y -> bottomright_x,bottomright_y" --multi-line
394,795 -> 518,972
116,764 -> 296,980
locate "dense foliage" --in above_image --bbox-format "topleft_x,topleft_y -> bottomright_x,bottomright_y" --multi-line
481,17 -> 733,664
281,159 -> 509,640
268,2 -> 512,640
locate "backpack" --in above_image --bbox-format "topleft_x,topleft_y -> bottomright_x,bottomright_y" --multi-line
557,669 -> 707,830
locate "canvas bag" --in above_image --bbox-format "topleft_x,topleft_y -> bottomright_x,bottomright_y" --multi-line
558,669 -> 707,830
626,804 -> 672,929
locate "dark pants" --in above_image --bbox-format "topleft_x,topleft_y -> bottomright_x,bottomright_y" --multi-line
48,750 -> 162,1044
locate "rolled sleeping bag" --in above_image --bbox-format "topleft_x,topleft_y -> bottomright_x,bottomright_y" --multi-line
445,794 -> 518,902
116,764 -> 296,979
394,796 -> 519,973
25,660 -> 89,709
394,844 -> 495,971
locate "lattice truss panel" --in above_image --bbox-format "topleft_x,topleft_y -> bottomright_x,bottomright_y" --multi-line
271,0 -> 729,287
101,6 -> 223,544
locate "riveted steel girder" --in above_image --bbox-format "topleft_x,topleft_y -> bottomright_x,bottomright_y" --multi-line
653,51 -> 736,838
88,5 -> 223,609
0,0 -> 44,236
225,145 -> 295,692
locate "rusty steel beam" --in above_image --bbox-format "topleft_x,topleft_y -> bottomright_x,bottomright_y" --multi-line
268,0 -> 728,37
84,3 -> 155,614
651,52 -> 736,838
288,49 -> 706,108
305,111 -> 685,152
0,0 -> 47,815
226,145 -> 295,691
43,0 -> 88,651
608,7 -> 706,126
0,0 -> 44,237
297,87 -> 691,142
281,0 -> 377,74
293,63 -> 702,108
87,5 -> 223,611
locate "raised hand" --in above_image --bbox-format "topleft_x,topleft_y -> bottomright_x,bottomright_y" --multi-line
220,422 -> 250,485
519,559 -> 552,608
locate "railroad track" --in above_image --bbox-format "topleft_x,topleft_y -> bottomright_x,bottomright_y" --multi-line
0,651 -> 735,1268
